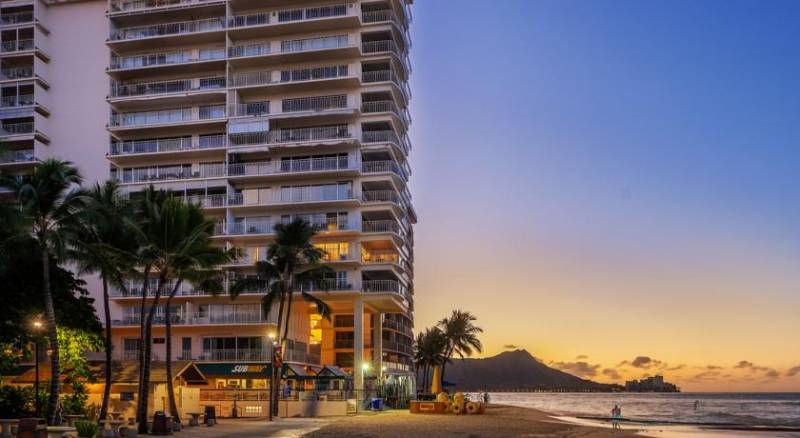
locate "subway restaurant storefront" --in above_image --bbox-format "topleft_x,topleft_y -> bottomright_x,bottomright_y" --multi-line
190,363 -> 272,417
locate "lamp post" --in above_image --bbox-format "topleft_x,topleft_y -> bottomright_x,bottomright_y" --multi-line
267,332 -> 276,422
32,320 -> 43,418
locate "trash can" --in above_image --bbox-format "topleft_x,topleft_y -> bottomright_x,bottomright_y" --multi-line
370,398 -> 384,411
151,411 -> 173,435
204,406 -> 216,426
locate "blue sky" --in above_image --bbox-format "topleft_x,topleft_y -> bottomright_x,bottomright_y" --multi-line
406,0 -> 800,390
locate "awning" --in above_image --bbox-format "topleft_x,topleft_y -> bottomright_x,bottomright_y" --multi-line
315,365 -> 348,379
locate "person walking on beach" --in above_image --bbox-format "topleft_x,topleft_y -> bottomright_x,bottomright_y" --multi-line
611,404 -> 622,430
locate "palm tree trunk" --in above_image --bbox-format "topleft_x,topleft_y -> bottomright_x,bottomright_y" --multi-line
100,277 -> 112,422
41,248 -> 61,425
137,277 -> 164,434
271,291 -> 287,418
440,346 -> 454,384
164,280 -> 183,425
136,267 -> 151,426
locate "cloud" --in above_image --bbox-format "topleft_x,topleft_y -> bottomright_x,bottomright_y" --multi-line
575,355 -> 588,360
667,364 -> 686,371
550,361 -> 601,378
706,365 -> 723,370
786,366 -> 800,377
765,369 -> 780,379
503,344 -> 518,350
602,368 -> 621,380
619,356 -> 666,369
734,361 -> 779,379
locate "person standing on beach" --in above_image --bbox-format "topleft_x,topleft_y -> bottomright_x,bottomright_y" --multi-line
611,404 -> 622,430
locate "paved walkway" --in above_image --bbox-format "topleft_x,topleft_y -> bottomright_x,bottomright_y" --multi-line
175,417 -> 330,438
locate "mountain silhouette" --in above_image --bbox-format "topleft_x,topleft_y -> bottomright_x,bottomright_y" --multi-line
432,349 -> 621,391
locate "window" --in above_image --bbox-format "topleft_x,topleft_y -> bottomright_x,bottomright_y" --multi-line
120,392 -> 135,401
244,406 -> 263,414
335,352 -> 354,368
153,338 -> 165,345
334,314 -> 353,328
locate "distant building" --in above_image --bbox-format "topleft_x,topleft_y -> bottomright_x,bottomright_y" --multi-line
624,375 -> 679,392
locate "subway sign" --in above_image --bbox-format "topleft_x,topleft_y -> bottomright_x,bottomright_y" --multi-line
232,365 -> 266,374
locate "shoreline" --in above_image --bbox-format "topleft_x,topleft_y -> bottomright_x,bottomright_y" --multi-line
303,404 -> 800,438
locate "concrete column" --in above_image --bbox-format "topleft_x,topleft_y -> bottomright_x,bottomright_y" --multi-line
373,313 -> 383,379
353,296 -> 364,395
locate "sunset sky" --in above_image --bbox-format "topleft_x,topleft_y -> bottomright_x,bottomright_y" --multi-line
408,0 -> 800,391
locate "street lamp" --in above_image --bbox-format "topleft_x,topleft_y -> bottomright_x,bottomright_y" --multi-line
31,319 -> 43,418
267,332 -> 277,422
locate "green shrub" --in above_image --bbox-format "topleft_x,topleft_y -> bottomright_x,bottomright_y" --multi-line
0,385 -> 35,418
74,420 -> 99,438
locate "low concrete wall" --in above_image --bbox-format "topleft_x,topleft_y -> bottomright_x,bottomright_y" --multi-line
278,400 -> 348,417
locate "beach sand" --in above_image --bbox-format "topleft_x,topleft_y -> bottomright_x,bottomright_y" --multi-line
304,404 -> 641,437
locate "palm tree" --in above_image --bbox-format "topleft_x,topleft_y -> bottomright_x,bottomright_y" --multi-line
230,218 -> 334,417
0,159 -> 86,425
154,200 -> 231,426
70,181 -> 137,422
413,327 -> 448,392
437,310 -> 483,383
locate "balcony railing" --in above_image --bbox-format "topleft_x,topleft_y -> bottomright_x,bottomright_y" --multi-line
109,105 -> 225,127
116,163 -> 225,184
0,94 -> 34,107
0,11 -> 34,25
361,9 -> 405,28
229,101 -> 269,117
280,35 -> 349,53
362,130 -> 409,154
187,311 -> 269,325
362,251 -> 400,264
229,125 -> 351,147
229,71 -> 272,88
281,95 -> 348,113
110,0 -> 218,13
110,48 -> 225,70
217,215 -> 350,236
361,190 -> 400,204
362,160 -> 406,179
1,66 -> 33,80
199,349 -> 267,361
110,76 -> 225,98
383,340 -> 413,355
0,148 -> 34,163
228,12 -> 269,28
0,122 -> 34,135
361,220 -> 400,234
228,42 -> 270,58
186,193 -> 234,208
109,134 -> 226,155
298,279 -> 352,292
361,69 -> 412,100
111,17 -> 224,41
228,156 -> 352,178
277,4 -> 348,23
1,39 -> 34,52
362,279 -> 402,293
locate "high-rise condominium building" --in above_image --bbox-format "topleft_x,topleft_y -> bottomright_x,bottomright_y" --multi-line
1,0 -> 415,415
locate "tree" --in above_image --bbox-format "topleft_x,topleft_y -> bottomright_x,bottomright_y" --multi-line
437,310 -> 483,383
0,159 -> 87,424
70,181 -> 137,421
231,218 -> 334,417
127,190 -> 232,431
412,327 -> 448,392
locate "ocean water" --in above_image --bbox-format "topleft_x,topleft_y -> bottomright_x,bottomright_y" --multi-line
486,392 -> 800,428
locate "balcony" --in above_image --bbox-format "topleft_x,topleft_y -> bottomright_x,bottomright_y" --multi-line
216,215 -> 350,237
297,279 -> 353,292
0,148 -> 34,164
109,278 -> 266,298
109,105 -> 226,129
281,94 -> 349,114
383,340 -> 413,355
110,17 -> 225,42
362,160 -> 407,180
114,163 -> 225,184
363,279 -> 402,293
109,134 -> 226,156
362,100 -> 410,126
282,34 -> 350,54
186,311 -> 269,325
199,349 -> 267,361
229,125 -> 352,148
361,250 -> 399,264
0,122 -> 34,136
362,130 -> 410,155
0,94 -> 33,108
229,4 -> 348,30
0,11 -> 34,26
109,0 -> 224,15
1,39 -> 34,53
228,101 -> 269,117
361,220 -> 400,234
229,65 -> 355,91
361,189 -> 400,204
361,9 -> 406,29
109,48 -> 225,72
186,193 -> 235,208
227,156 -> 354,179
0,66 -> 33,80
361,69 -> 411,101
110,76 -> 225,98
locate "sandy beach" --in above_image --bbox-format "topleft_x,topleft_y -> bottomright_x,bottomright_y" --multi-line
305,404 -> 641,437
